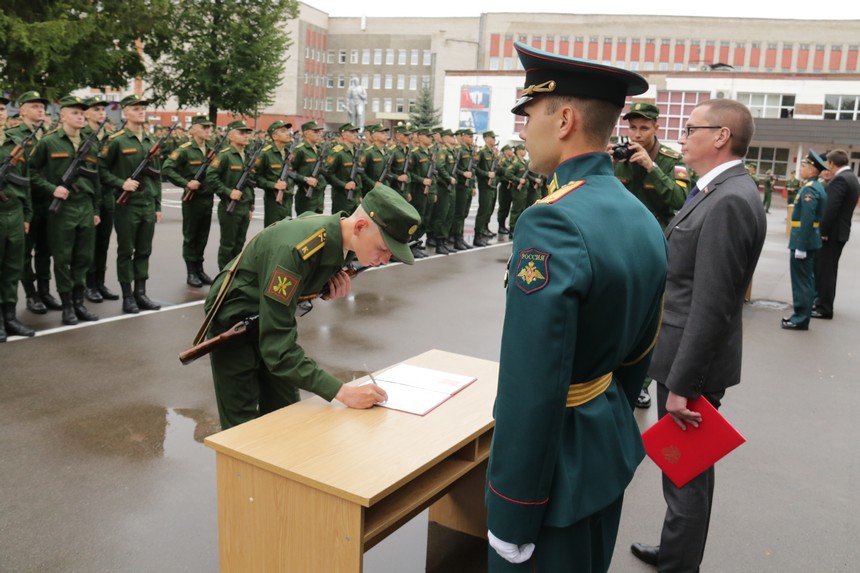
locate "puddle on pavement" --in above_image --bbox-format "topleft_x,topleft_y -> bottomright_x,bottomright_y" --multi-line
749,299 -> 792,310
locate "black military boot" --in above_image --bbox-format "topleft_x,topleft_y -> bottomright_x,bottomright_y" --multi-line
197,262 -> 213,286
452,235 -> 468,251
2,303 -> 36,337
186,261 -> 203,288
435,243 -> 450,255
23,281 -> 47,314
462,235 -> 474,249
38,280 -> 63,311
473,235 -> 490,247
84,272 -> 103,303
426,235 -> 437,248
134,280 -> 161,311
96,271 -> 120,300
121,282 -> 139,314
0,312 -> 6,343
72,286 -> 99,322
59,292 -> 78,325
497,224 -> 510,235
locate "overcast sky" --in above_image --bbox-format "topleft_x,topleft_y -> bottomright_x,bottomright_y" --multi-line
303,0 -> 859,20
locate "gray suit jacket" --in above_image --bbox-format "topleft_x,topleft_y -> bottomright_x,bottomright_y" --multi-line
649,163 -> 767,397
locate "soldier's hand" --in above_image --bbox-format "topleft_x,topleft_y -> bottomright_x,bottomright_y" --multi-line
665,390 -> 702,431
156,211 -> 163,223
406,193 -> 412,201
423,178 -> 432,186
274,180 -> 287,191
519,178 -> 526,185
397,174 -> 408,182
322,270 -> 352,301
345,181 -> 357,191
628,142 -> 654,171
53,186 -> 70,200
187,180 -> 201,191
433,194 -> 438,203
24,222 -> 30,234
229,189 -> 243,201
335,383 -> 388,409
94,215 -> 101,226
464,171 -> 473,179
605,142 -> 616,155
122,178 -> 140,192
450,176 -> 456,185
305,176 -> 318,188
488,172 -> 495,180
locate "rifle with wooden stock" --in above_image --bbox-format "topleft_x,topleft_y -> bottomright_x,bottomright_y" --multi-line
0,121 -> 44,203
275,136 -> 302,205
225,143 -> 264,214
183,130 -> 229,202
117,122 -> 178,206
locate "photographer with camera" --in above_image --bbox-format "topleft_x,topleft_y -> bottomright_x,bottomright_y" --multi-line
612,102 -> 693,408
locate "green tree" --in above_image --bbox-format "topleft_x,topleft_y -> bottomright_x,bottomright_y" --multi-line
147,0 -> 298,122
0,1 -> 172,99
409,86 -> 441,128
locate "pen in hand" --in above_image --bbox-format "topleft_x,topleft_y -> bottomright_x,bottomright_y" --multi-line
364,364 -> 388,404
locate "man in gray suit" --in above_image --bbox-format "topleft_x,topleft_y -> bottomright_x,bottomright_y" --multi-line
631,99 -> 767,572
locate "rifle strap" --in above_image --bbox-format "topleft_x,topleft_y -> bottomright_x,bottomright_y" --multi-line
191,233 -> 261,346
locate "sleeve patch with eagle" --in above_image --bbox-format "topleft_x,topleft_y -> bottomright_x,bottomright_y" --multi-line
515,248 -> 551,294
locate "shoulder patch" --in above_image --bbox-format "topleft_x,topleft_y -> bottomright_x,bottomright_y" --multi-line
296,142 -> 306,149
179,142 -> 192,149
332,144 -> 344,153
514,249 -> 550,294
168,151 -> 180,161
295,228 -> 327,260
536,180 -> 585,205
262,145 -> 272,152
674,165 -> 689,181
211,157 -> 221,168
265,265 -> 301,305
108,131 -> 125,141
659,146 -> 680,159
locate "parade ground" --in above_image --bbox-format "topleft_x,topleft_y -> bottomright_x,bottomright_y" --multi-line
1,188 -> 858,572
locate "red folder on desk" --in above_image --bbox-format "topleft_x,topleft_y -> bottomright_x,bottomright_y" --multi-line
642,397 -> 746,488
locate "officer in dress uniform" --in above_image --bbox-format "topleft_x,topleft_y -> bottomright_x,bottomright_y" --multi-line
485,42 -> 667,572
291,121 -> 328,215
162,114 -> 217,288
255,120 -> 296,227
202,185 -> 420,429
781,150 -> 827,330
28,95 -> 101,325
0,94 -> 36,340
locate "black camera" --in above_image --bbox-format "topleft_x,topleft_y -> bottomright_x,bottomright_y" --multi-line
612,136 -> 634,161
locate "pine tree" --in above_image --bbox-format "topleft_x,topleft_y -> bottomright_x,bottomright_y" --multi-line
409,86 -> 441,128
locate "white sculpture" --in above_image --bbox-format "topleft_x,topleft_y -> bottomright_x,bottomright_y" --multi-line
346,77 -> 367,128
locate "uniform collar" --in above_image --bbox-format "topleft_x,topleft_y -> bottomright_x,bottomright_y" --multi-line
551,152 -> 614,186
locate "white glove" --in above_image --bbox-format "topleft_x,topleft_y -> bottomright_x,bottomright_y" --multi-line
794,249 -> 807,260
488,530 -> 535,564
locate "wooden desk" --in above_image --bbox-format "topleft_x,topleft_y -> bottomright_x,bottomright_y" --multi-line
205,349 -> 498,572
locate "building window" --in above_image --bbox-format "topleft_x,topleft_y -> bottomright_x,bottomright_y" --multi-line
747,146 -> 791,177
408,99 -> 416,113
325,98 -> 334,112
350,49 -> 359,64
303,73 -> 308,84
618,90 -> 709,142
336,98 -> 345,112
386,49 -> 394,65
326,50 -> 333,63
409,75 -> 418,90
397,75 -> 405,90
384,98 -> 392,112
336,75 -> 345,88
421,75 -> 431,88
824,95 -> 860,120
373,74 -> 381,89
398,49 -> 407,65
396,98 -> 405,113
326,76 -> 334,88
361,74 -> 369,88
737,92 -> 795,118
489,57 -> 500,70
374,49 -> 382,65
362,49 -> 370,65
518,34 -> 527,42
385,74 -> 393,89
371,98 -> 380,113
503,57 -> 514,70
423,50 -> 432,65
411,49 -> 419,65
338,50 -> 347,64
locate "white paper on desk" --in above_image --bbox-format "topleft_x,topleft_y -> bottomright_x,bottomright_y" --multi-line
367,364 -> 476,416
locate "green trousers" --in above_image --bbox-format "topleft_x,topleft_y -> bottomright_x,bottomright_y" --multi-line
295,186 -> 324,215
0,202 -> 25,304
788,250 -> 816,326
475,183 -> 497,233
452,184 -> 475,235
431,186 -> 454,239
409,186 -> 431,239
48,195 -> 95,293
330,187 -> 359,215
22,200 -> 51,284
509,185 -> 529,232
263,192 -> 292,227
487,494 -> 624,573
182,196 -> 214,262
217,201 -> 251,270
90,202 -> 114,275
114,202 -> 156,283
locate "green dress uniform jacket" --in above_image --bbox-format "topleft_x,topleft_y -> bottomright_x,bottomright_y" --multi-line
325,142 -> 363,214
0,133 -> 33,305
28,127 -> 100,293
504,157 -> 529,232
431,145 -> 455,240
386,143 -> 412,197
204,213 -> 349,428
408,146 -> 435,238
291,141 -> 328,214
786,177 -> 800,204
255,143 -> 295,227
452,144 -> 477,236
206,145 -> 257,270
789,179 -> 826,251
359,144 -> 387,191
486,152 -> 667,549
614,142 -> 691,229
163,140 -> 216,263
82,124 -> 114,281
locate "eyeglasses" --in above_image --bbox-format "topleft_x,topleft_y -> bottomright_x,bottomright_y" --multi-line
681,125 -> 723,137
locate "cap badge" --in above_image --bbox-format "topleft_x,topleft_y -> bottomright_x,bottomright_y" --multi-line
521,80 -> 557,97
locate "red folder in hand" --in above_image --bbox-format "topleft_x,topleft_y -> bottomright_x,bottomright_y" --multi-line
642,396 -> 746,488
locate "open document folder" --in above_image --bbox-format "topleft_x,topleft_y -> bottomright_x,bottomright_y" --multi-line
365,363 -> 477,416
642,396 -> 746,488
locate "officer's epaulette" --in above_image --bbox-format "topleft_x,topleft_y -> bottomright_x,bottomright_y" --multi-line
262,144 -> 273,152
387,144 -> 396,152
332,144 -> 344,153
107,130 -> 125,141
295,142 -> 306,149
179,141 -> 193,149
295,228 -> 327,260
803,180 -> 814,187
218,147 -> 231,153
536,180 -> 585,205
659,145 -> 680,159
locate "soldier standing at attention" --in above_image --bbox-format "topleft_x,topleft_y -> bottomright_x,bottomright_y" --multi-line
781,150 -> 827,331
291,121 -> 327,215
0,95 -> 36,340
202,186 -> 420,429
359,123 -> 388,192
82,96 -> 120,304
205,120 -> 256,271
162,114 -> 216,288
486,42 -> 666,571
325,123 -> 364,215
786,173 -> 800,204
450,128 -> 477,250
762,168 -> 775,213
255,120 -> 295,227
495,144 -> 515,235
99,94 -> 163,314
407,127 -> 436,259
473,130 -> 498,246
11,92 -> 59,315
612,101 -> 691,409
386,124 -> 412,200
29,95 -> 101,325
427,128 -> 457,255
504,144 -> 528,237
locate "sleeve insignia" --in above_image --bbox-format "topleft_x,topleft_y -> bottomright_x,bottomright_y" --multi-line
536,180 -> 584,205
515,249 -> 550,294
265,265 -> 300,305
188,160 -> 202,166
333,144 -> 344,153
50,153 -> 71,159
121,148 -> 138,155
169,151 -> 180,160
803,194 -> 813,202
295,228 -> 327,260
211,157 -> 220,168
673,165 -> 689,181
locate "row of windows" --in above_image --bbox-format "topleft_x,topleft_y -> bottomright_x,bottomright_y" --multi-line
505,34 -> 854,52
326,48 -> 433,67
303,73 -> 431,91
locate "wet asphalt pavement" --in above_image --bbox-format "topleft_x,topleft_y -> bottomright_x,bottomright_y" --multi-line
1,189 -> 858,572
